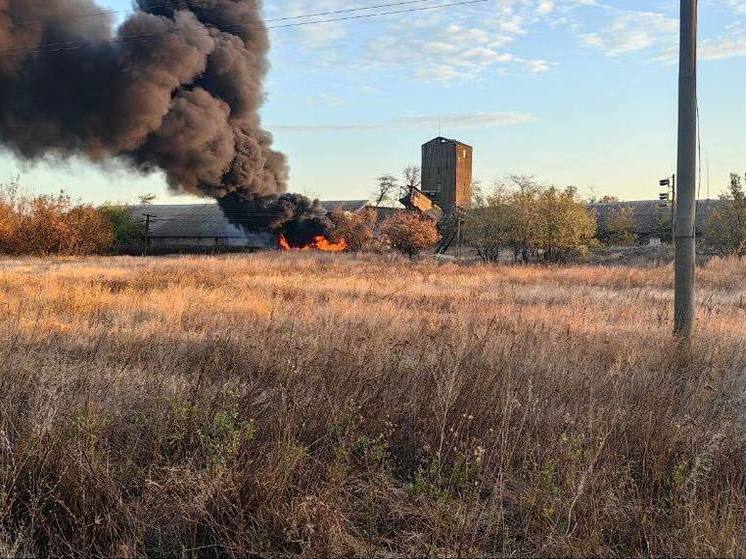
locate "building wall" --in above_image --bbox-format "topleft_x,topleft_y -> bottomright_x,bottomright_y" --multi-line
455,143 -> 473,210
421,138 -> 472,212
149,232 -> 276,253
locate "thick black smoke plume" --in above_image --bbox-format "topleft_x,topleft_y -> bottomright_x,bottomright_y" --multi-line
219,192 -> 334,247
0,0 -> 287,198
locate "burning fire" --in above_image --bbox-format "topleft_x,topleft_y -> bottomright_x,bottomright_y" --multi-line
278,235 -> 348,253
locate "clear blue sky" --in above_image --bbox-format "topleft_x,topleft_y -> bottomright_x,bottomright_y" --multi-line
1,0 -> 744,204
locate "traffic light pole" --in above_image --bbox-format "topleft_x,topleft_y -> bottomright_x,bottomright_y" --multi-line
674,0 -> 698,338
671,174 -> 676,243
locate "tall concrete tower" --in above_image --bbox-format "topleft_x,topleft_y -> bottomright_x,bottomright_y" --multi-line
421,137 -> 473,212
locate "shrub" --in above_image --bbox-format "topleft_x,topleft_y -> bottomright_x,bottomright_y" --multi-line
98,205 -> 146,253
61,205 -> 115,255
464,187 -> 512,262
704,173 -> 746,257
328,208 -> 376,252
381,211 -> 439,257
0,180 -> 114,256
598,206 -> 638,246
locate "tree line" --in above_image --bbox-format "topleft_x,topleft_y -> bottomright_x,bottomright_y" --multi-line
464,173 -> 746,262
0,177 -> 440,258
0,178 -> 145,256
2,170 -> 744,259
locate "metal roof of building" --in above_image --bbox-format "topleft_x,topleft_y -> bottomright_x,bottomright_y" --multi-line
589,199 -> 721,234
130,204 -> 244,238
130,200 -> 376,239
319,200 -> 373,212
423,136 -> 473,149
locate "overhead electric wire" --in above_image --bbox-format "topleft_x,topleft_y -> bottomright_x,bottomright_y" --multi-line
0,0 -> 491,56
268,0 -> 489,29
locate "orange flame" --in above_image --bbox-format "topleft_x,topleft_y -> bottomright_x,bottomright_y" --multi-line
278,234 -> 348,252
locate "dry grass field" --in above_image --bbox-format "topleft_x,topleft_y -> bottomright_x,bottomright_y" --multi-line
1,253 -> 745,557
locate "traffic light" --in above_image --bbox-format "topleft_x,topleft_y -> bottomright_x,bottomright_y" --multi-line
660,179 -> 671,187
659,192 -> 670,201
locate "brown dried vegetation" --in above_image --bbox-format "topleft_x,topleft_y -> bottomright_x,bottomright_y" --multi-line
0,182 -> 114,256
0,254 -> 745,557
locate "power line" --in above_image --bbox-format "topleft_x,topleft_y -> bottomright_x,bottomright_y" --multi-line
0,0 -> 490,56
268,0 -> 489,29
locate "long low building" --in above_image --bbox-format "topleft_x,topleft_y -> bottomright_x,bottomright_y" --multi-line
129,200 -> 383,253
589,199 -> 720,239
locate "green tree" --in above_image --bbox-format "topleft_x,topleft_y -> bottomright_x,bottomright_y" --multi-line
464,185 -> 511,262
461,176 -> 598,263
598,206 -> 638,246
651,214 -> 673,243
704,173 -> 746,257
98,205 -> 147,253
535,186 -> 597,262
503,175 -> 542,263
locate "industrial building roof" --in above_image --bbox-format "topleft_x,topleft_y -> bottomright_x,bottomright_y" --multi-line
423,136 -> 473,149
130,204 -> 244,238
589,199 -> 720,234
129,199 -> 376,239
319,200 -> 373,212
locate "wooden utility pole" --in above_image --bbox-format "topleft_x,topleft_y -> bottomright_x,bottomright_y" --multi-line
143,214 -> 155,256
674,0 -> 698,337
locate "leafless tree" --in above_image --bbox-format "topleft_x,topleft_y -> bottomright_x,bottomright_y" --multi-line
373,175 -> 399,207
401,165 -> 421,194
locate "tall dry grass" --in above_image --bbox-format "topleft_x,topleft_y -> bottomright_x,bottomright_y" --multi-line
0,253 -> 745,557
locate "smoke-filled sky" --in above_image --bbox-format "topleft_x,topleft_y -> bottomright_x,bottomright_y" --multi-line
1,0 -> 744,203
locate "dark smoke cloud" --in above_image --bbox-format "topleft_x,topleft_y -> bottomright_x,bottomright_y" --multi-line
219,192 -> 334,247
0,0 -> 288,198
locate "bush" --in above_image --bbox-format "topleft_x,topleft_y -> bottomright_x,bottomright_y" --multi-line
0,180 -> 114,256
704,173 -> 746,257
328,208 -> 376,252
598,206 -> 638,246
61,205 -> 115,255
98,205 -> 146,253
381,211 -> 439,257
464,187 -> 512,262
